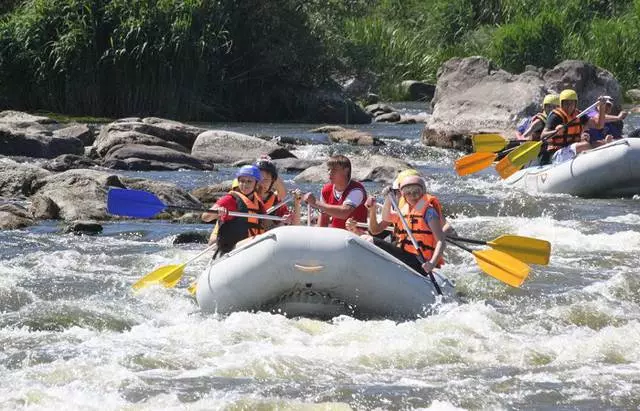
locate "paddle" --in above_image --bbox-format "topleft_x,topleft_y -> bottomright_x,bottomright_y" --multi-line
495,101 -> 600,179
387,194 -> 443,295
454,152 -> 498,176
107,188 -> 285,221
128,192 -> 290,291
472,134 -> 510,153
446,238 -> 530,287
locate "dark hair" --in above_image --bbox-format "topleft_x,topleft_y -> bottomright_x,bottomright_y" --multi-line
326,155 -> 351,180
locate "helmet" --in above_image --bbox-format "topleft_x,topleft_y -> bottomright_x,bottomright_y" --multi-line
235,165 -> 262,182
399,175 -> 426,191
231,178 -> 239,189
392,169 -> 420,190
255,158 -> 278,180
559,89 -> 578,103
542,94 -> 560,106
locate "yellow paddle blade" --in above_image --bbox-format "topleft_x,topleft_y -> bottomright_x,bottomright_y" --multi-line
472,134 -> 509,153
187,281 -> 197,295
132,263 -> 186,291
455,152 -> 497,176
473,248 -> 530,287
488,235 -> 551,265
496,141 -> 542,179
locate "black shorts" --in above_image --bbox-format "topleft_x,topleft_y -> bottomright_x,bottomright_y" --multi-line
372,237 -> 424,274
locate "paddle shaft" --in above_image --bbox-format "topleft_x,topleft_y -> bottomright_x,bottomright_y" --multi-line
387,194 -> 443,296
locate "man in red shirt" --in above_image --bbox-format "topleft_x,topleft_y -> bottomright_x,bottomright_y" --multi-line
302,155 -> 367,229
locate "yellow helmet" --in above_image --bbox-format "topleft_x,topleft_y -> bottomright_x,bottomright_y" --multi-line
231,178 -> 239,189
559,89 -> 578,103
543,94 -> 560,106
392,169 -> 420,190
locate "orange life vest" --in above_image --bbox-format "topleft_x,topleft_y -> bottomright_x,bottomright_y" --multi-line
547,108 -> 583,150
393,194 -> 445,267
261,191 -> 279,213
216,190 -> 265,253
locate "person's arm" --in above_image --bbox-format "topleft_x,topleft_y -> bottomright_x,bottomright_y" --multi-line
292,192 -> 301,225
305,189 -> 364,221
541,113 -> 563,139
604,111 -> 628,123
522,118 -> 543,140
201,195 -> 235,222
380,191 -> 398,223
421,208 -> 446,272
365,198 -> 389,235
586,98 -> 607,130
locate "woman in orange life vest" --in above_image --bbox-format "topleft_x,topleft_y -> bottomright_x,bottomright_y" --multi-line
255,157 -> 301,227
302,155 -> 367,229
521,94 -> 560,141
355,175 -> 446,275
201,165 -> 293,254
539,90 -> 606,165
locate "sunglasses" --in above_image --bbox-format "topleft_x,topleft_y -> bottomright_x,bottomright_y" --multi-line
401,185 -> 424,197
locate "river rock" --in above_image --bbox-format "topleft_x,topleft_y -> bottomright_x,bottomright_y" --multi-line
0,203 -> 34,230
191,182 -> 233,205
303,90 -> 371,124
191,130 -> 279,163
41,154 -> 100,172
53,124 -> 95,146
421,56 -> 546,149
141,117 -> 207,148
328,129 -> 382,146
94,121 -> 195,157
173,231 -> 209,244
293,155 -> 411,184
309,126 -> 346,133
266,147 -> 297,160
29,195 -> 60,220
102,144 -> 214,171
626,89 -> 640,103
30,169 -> 202,221
543,60 -> 623,111
272,158 -> 323,172
0,159 -> 51,197
0,123 -> 84,158
63,220 -> 103,235
399,80 -> 435,101
374,112 -> 401,123
365,104 -> 396,117
0,110 -> 57,126
629,128 -> 640,138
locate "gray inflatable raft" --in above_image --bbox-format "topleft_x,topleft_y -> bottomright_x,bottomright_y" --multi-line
504,138 -> 640,197
195,226 -> 454,320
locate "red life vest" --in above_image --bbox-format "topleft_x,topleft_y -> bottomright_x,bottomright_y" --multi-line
393,194 -> 445,267
216,190 -> 265,253
548,108 -> 583,150
320,180 -> 367,229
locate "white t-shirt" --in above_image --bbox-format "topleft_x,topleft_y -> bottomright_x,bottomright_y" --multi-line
333,185 -> 365,208
552,143 -> 577,164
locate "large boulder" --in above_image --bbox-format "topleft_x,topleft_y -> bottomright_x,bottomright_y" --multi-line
30,169 -> 202,221
0,124 -> 84,158
93,121 -> 199,157
191,130 -> 279,163
0,158 -> 51,197
102,144 -> 214,171
41,154 -> 100,172
625,89 -> 640,103
328,129 -> 382,146
293,155 -> 411,184
543,60 -> 623,111
302,91 -> 372,124
0,203 -> 34,230
398,80 -> 435,102
141,117 -> 207,148
53,124 -> 95,146
0,110 -> 57,126
421,56 -> 546,149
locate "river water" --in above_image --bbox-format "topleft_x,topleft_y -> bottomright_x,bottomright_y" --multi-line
1,106 -> 639,410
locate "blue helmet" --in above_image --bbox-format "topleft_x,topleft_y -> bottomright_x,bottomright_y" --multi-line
235,165 -> 262,182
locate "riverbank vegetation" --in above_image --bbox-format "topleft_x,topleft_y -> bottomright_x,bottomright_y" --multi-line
1,0 -> 638,120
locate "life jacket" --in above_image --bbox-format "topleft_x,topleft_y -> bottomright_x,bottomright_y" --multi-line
320,180 -> 367,229
262,191 -> 278,212
547,108 -> 583,151
216,190 -> 265,253
393,194 -> 445,267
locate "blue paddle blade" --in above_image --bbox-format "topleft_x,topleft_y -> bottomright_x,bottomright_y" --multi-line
107,188 -> 167,218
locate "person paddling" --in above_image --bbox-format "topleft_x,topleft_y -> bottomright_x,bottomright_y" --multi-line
586,96 -> 628,147
376,175 -> 447,275
202,165 -> 292,254
255,157 -> 300,227
302,155 -> 367,229
521,94 -> 560,141
539,90 -> 606,165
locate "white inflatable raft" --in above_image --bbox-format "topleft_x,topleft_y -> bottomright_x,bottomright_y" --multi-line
195,226 -> 453,320
505,138 -> 640,197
